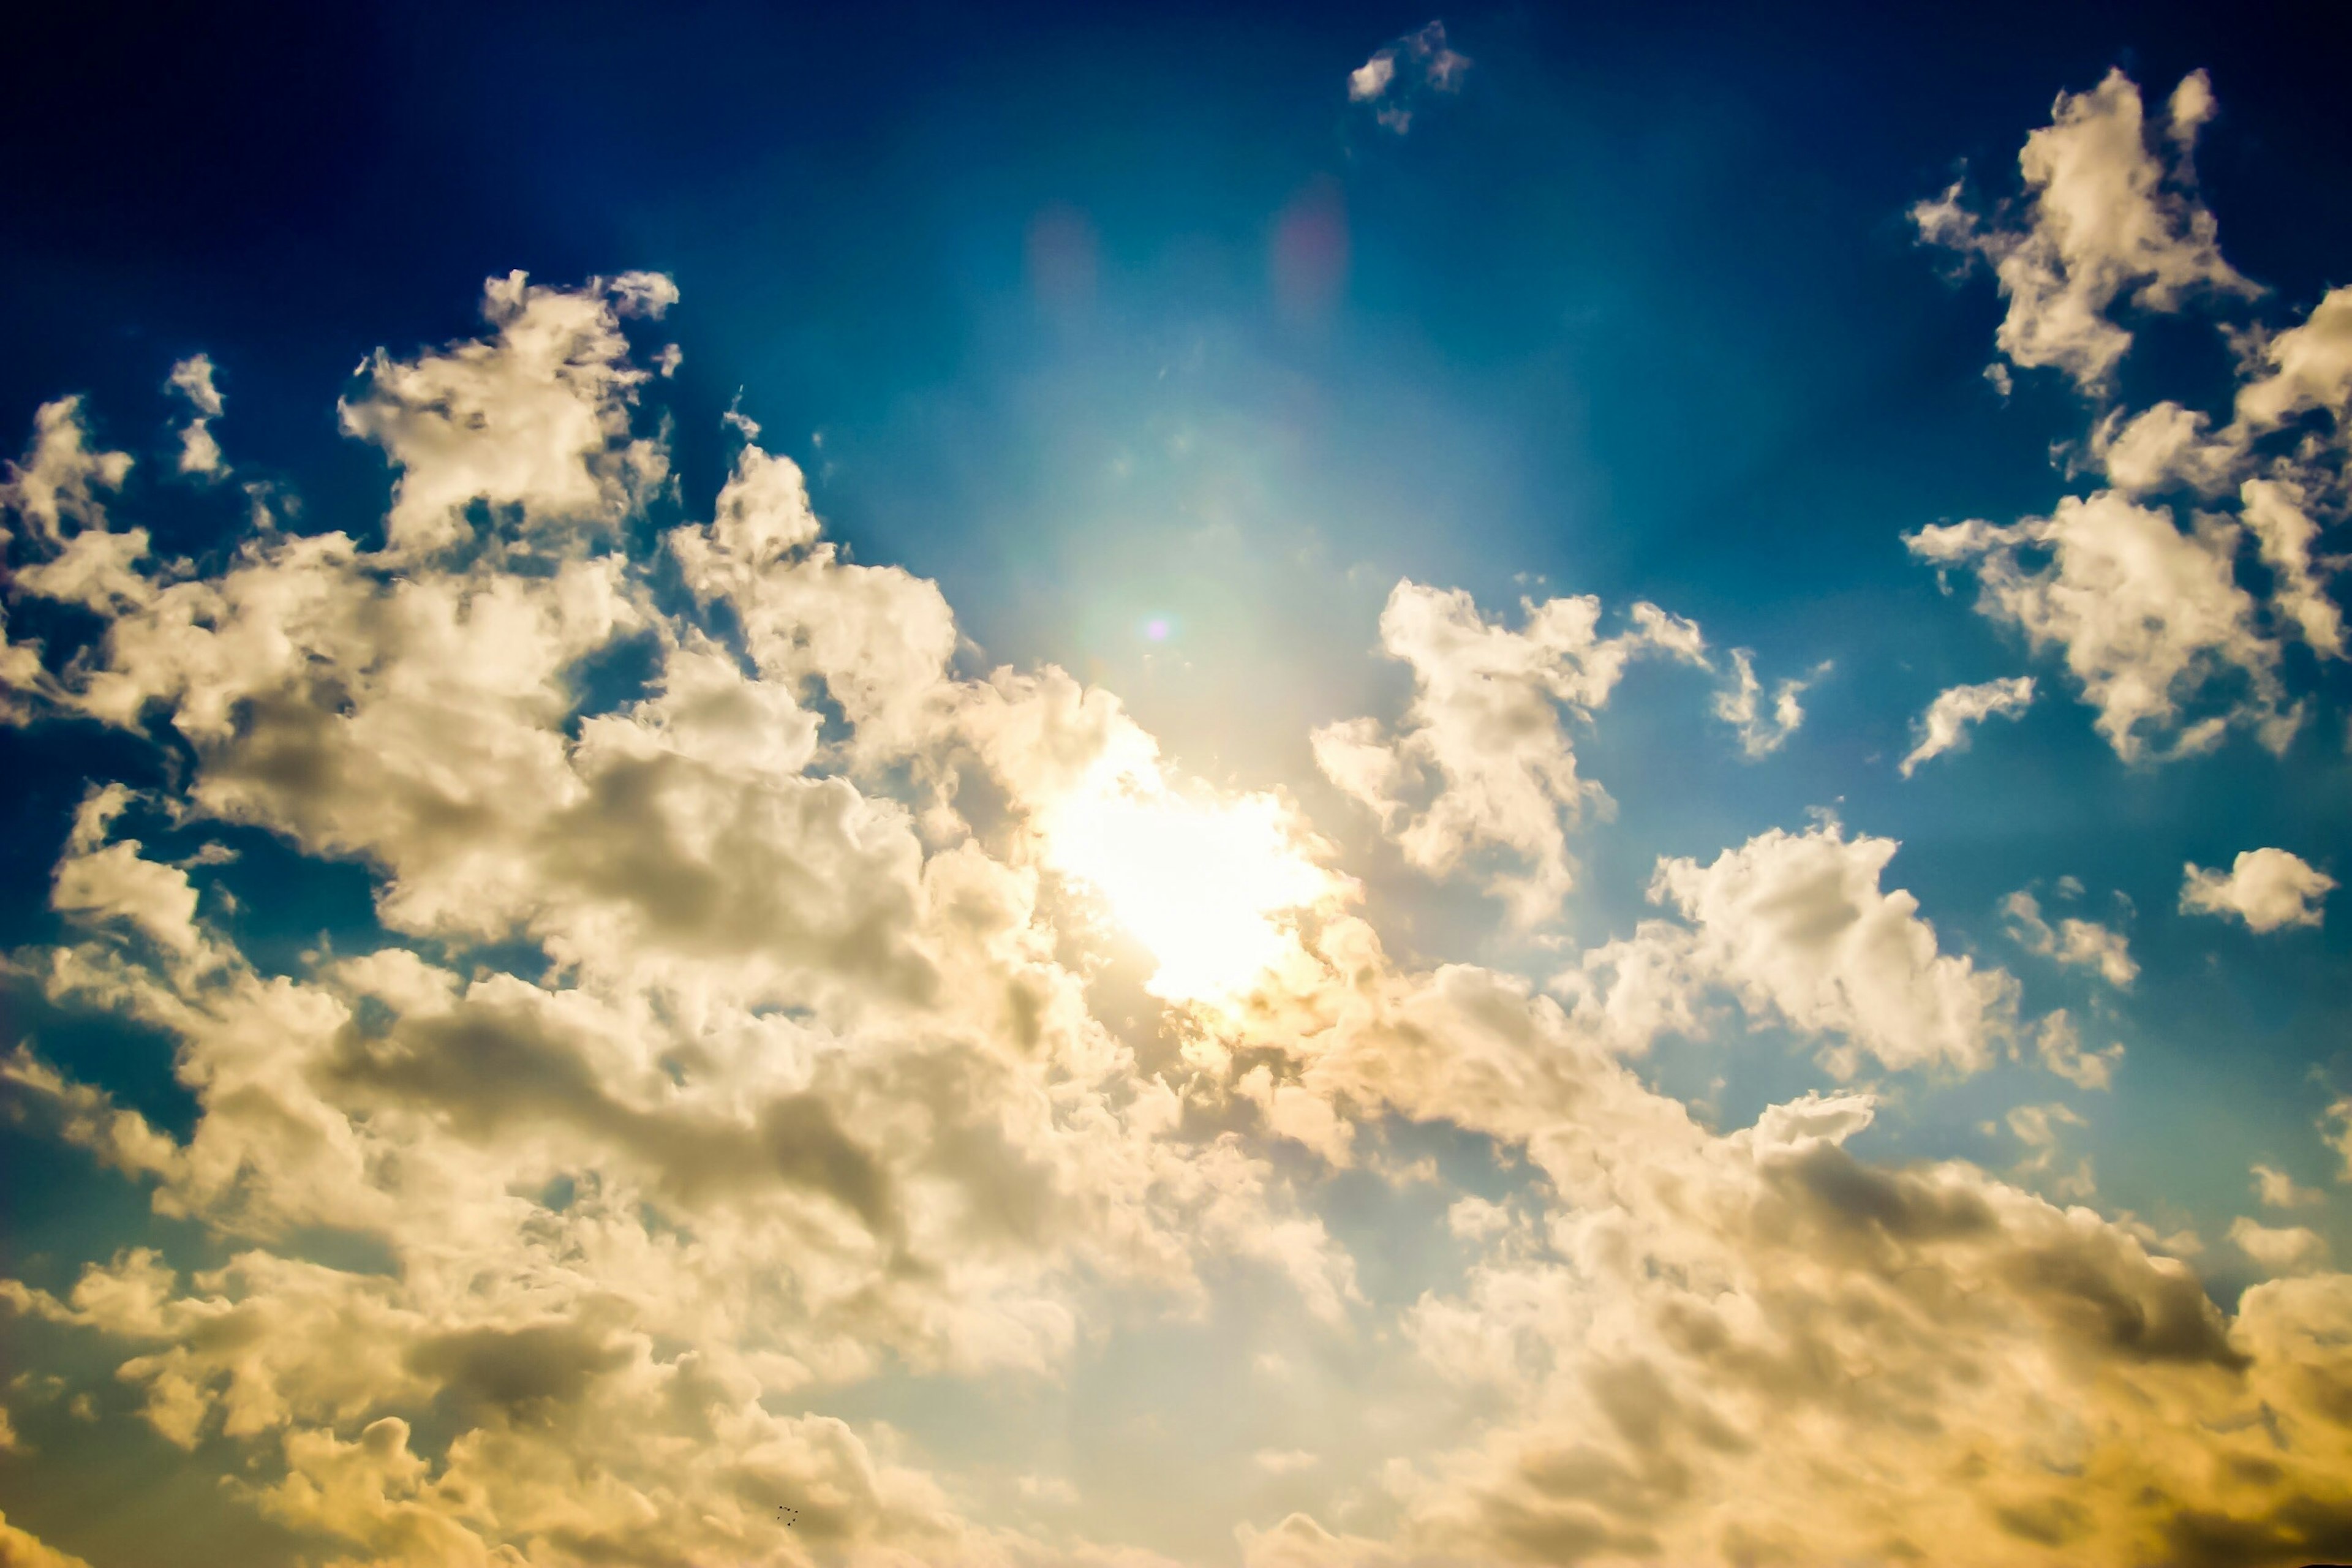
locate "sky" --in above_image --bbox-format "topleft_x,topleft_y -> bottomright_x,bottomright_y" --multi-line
4,4 -> 2352,1566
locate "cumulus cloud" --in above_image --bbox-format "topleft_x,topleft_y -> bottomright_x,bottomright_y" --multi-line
1313,581 -> 1706,924
0,1511 -> 94,1568
2234,284 -> 2352,436
0,276 -> 1370,1567
1909,492 -> 2292,761
1571,822 -> 2020,1076
166,353 -> 226,477
339,270 -> 677,555
1900,674 -> 2035,775
2253,1163 -> 2323,1210
1346,21 -> 1469,134
9,268 -> 2352,1568
1913,68 -> 2253,391
1912,68 -> 2351,764
2031,1009 -> 2124,1091
2180,847 -> 2335,932
2231,1216 -> 2329,1275
2002,889 -> 2137,988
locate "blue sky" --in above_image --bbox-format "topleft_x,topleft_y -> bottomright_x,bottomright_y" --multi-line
4,5 -> 2352,1566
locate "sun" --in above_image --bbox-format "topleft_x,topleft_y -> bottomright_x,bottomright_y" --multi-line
1039,764 -> 1339,1003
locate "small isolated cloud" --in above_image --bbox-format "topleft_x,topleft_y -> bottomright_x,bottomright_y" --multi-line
2002,889 -> 2137,989
1713,650 -> 1824,759
2252,1163 -> 2322,1210
167,354 -> 227,477
1347,21 -> 1469,134
1901,676 -> 2035,776
1254,1449 -> 1320,1476
2033,1009 -> 2124,1091
1912,68 -> 2255,392
2180,848 -> 2334,932
2230,1216 -> 2328,1275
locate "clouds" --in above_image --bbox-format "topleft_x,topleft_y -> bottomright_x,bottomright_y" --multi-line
1909,491 -> 2290,761
1312,581 -> 1705,924
2002,889 -> 2137,989
1711,649 -> 1820,760
1610,823 -> 2021,1076
1913,68 -> 2252,391
1,274 -> 1381,1566
1346,21 -> 1469,134
2180,847 -> 2335,931
1901,674 -> 2035,775
1910,67 -> 2350,766
167,353 -> 226,477
339,270 -> 677,555
2,163 -> 2350,1564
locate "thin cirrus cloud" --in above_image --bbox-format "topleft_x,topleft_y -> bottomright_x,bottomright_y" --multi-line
1899,674 -> 2035,775
0,49 -> 2350,1568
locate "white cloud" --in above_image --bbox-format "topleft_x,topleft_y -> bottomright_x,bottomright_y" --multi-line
1253,1449 -> 1320,1476
2086,401 -> 2235,496
1593,822 -> 2021,1076
2031,1009 -> 2124,1091
2252,1163 -> 2323,1210
339,270 -> 676,556
1346,55 -> 1394,103
1909,491 -> 2290,762
0,1511 -> 94,1568
0,277 -> 1374,1567
1346,22 -> 1469,134
2234,284 -> 2352,436
2180,848 -> 2335,932
1913,68 -> 2254,391
2231,1216 -> 2328,1274
2239,476 -> 2344,657
12,265 -> 2352,1568
1900,675 -> 2035,776
2002,889 -> 2137,989
1711,649 -> 1822,758
1313,581 -> 1706,924
167,353 -> 227,477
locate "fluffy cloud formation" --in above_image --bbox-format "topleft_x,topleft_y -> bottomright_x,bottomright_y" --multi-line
2253,1163 -> 2323,1210
0,279 -> 1363,1566
1570,823 -> 2021,1076
5,271 -> 2351,1568
1909,492 -> 2292,761
2232,1217 -> 2329,1275
2180,848 -> 2336,932
1346,21 -> 1469,134
1313,581 -> 1705,924
1913,69 -> 2252,391
167,353 -> 226,477
1911,69 -> 2349,765
1901,674 -> 2035,775
2002,889 -> 2138,989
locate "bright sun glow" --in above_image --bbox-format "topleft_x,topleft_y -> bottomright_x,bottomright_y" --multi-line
1041,769 -> 1336,1002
